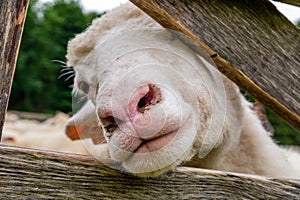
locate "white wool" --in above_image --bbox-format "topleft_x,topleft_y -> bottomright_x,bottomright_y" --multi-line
66,2 -> 159,67
2,112 -> 108,157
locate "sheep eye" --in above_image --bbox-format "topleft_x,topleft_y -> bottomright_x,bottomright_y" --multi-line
78,81 -> 90,94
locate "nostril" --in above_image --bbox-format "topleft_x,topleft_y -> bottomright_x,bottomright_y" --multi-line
137,92 -> 152,111
100,116 -> 123,133
105,124 -> 118,133
137,84 -> 162,113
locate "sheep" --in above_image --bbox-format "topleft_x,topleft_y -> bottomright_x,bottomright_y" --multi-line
65,2 -> 300,178
2,112 -> 108,156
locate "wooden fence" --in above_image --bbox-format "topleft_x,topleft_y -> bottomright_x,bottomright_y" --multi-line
0,145 -> 299,199
0,0 -> 299,198
0,0 -> 30,140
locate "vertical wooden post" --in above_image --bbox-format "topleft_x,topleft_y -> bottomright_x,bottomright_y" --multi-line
0,0 -> 29,140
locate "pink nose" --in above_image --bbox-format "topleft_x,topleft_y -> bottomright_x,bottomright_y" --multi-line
98,83 -> 162,133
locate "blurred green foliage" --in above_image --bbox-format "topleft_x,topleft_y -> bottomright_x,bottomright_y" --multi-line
8,0 -> 300,145
9,0 -> 100,113
268,111 -> 300,145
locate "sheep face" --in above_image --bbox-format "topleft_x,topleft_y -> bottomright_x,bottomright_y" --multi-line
66,28 -> 229,177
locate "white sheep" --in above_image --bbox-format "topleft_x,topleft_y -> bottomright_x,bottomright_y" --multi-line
65,2 -> 300,178
2,112 -> 108,156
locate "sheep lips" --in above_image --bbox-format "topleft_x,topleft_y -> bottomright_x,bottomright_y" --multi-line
133,129 -> 179,154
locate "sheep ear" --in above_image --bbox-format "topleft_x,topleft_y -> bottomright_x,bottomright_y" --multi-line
65,100 -> 106,145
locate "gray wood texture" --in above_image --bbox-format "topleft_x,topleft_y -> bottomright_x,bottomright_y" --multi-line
130,0 -> 300,132
0,145 -> 299,199
273,0 -> 300,7
0,0 -> 29,140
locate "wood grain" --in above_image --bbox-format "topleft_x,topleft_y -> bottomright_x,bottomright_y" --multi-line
0,0 -> 29,139
130,0 -> 300,133
272,0 -> 300,7
0,145 -> 299,199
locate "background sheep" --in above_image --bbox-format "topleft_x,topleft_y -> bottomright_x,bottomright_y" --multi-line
2,112 -> 108,156
63,2 -> 300,178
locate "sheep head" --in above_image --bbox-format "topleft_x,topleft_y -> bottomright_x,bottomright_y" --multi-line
65,3 -> 234,177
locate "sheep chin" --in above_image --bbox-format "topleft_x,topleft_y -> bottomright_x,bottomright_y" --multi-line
123,143 -> 194,178
120,114 -> 197,177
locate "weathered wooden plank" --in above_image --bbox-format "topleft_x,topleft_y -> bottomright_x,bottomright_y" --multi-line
130,0 -> 300,133
0,145 -> 299,199
273,0 -> 300,7
0,0 -> 29,140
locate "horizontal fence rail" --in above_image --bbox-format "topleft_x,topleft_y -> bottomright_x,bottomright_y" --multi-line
0,145 -> 299,199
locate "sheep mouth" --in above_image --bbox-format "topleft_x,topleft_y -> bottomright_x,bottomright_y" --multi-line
121,113 -> 195,177
133,129 -> 179,154
127,114 -> 191,156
